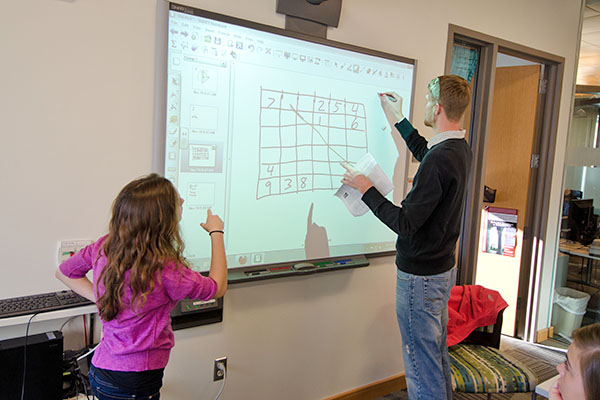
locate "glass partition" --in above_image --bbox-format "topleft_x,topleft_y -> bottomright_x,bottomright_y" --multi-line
549,90 -> 600,349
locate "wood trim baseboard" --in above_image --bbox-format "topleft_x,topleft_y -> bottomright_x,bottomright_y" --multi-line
536,327 -> 550,343
323,374 -> 406,400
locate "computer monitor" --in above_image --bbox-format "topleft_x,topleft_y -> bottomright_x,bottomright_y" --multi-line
570,189 -> 583,200
568,198 -> 594,243
563,189 -> 584,217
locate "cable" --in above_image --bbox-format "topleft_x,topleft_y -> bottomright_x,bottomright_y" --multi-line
80,369 -> 91,400
74,342 -> 98,398
63,345 -> 95,399
77,343 -> 99,362
83,315 -> 88,346
74,356 -> 91,400
59,315 -> 78,332
60,316 -> 94,398
213,363 -> 226,400
20,313 -> 38,400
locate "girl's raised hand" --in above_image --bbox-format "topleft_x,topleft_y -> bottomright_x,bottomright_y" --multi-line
200,209 -> 224,233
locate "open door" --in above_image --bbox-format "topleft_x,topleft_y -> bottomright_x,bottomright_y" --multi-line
474,63 -> 541,336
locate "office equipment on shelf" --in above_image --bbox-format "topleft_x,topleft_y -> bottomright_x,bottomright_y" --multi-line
0,331 -> 63,400
0,290 -> 93,319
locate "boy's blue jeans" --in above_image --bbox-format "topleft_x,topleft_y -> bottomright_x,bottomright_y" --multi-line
396,267 -> 456,400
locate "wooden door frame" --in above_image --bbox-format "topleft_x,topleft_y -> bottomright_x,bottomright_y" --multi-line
445,24 -> 564,340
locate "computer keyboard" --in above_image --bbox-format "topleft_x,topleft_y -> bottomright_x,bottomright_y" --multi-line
0,290 -> 94,319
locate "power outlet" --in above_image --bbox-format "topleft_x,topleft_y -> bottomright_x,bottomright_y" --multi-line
213,357 -> 227,381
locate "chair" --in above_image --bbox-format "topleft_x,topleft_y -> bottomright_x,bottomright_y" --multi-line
448,286 -> 537,399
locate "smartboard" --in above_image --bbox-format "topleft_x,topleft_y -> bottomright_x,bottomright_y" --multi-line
161,3 -> 415,272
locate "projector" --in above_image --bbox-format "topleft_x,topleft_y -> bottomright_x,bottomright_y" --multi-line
590,239 -> 600,256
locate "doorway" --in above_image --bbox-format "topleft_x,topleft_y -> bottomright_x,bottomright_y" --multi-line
475,58 -> 541,336
446,25 -> 565,340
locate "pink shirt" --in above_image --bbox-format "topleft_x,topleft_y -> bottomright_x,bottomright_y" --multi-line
59,235 -> 217,371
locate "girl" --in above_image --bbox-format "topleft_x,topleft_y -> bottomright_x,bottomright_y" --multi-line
56,173 -> 227,399
549,322 -> 600,400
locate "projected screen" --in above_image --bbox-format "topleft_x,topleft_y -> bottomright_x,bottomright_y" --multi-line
164,3 -> 415,272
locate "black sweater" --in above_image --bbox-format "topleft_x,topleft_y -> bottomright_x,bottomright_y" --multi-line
362,119 -> 472,275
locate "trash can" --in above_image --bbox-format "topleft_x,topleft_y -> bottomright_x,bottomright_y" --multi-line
552,287 -> 591,340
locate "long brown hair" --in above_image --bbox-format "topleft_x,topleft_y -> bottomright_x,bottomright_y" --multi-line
97,174 -> 187,321
572,323 -> 600,400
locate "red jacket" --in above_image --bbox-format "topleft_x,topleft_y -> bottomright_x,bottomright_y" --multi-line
447,285 -> 508,346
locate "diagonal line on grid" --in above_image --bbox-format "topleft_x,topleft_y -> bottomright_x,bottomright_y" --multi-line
289,104 -> 354,164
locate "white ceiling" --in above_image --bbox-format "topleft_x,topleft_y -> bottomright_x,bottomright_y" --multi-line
579,1 -> 600,85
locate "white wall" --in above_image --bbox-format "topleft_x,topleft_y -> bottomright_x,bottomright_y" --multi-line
0,0 -> 581,398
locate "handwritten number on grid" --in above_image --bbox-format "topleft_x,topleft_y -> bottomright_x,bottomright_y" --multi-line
300,177 -> 307,189
317,100 -> 325,112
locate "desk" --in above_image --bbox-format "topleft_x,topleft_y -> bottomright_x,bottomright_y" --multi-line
532,374 -> 559,399
0,305 -> 97,328
558,239 -> 600,289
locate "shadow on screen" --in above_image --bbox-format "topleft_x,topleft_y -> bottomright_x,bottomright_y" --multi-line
305,202 -> 330,259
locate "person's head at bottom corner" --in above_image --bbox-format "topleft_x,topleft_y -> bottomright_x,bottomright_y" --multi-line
556,323 -> 600,400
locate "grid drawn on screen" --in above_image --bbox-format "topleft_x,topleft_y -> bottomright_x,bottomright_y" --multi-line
257,88 -> 368,200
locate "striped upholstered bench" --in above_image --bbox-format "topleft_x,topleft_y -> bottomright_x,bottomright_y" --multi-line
448,309 -> 536,399
449,344 -> 536,398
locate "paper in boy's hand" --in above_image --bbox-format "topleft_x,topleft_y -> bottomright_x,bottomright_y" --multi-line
335,153 -> 393,216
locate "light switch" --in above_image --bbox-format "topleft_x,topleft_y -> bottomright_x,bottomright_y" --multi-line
58,239 -> 92,265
